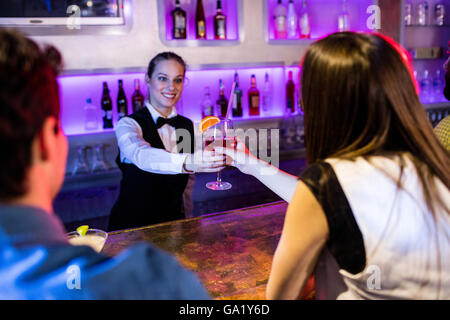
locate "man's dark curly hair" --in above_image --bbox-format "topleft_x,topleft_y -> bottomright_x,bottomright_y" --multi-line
0,28 -> 63,200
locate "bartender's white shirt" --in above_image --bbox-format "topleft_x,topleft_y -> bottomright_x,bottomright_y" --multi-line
115,101 -> 191,175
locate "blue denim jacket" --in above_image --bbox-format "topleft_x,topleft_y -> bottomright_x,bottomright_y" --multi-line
0,204 -> 210,300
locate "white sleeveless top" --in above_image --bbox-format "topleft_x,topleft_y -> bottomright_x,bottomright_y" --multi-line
306,155 -> 450,299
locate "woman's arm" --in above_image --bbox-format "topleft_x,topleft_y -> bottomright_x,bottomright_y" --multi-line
215,140 -> 298,202
116,117 -> 189,174
245,158 -> 299,203
266,180 -> 329,300
116,117 -> 226,174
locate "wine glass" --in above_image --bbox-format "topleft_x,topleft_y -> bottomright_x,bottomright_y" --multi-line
91,144 -> 108,173
71,146 -> 90,176
203,119 -> 236,191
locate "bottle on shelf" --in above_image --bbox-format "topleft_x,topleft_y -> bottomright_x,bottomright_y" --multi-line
262,72 -> 272,115
338,0 -> 350,32
232,71 -> 243,117
171,0 -> 187,39
132,79 -> 145,113
196,0 -> 206,39
435,3 -> 445,26
117,79 -> 128,120
286,71 -> 295,114
84,98 -> 99,131
280,112 -> 296,150
294,111 -> 305,148
286,0 -> 298,39
433,69 -> 443,101
404,0 -> 413,26
101,82 -> 113,129
248,74 -> 260,116
420,69 -> 431,103
217,79 -> 228,118
201,86 -> 214,118
299,0 -> 311,39
273,0 -> 287,39
416,1 -> 429,26
214,0 -> 227,40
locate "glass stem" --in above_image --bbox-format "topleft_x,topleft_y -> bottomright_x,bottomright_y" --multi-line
217,171 -> 222,184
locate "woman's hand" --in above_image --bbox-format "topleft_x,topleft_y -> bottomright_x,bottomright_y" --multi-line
183,149 -> 226,173
214,137 -> 259,175
215,137 -> 299,203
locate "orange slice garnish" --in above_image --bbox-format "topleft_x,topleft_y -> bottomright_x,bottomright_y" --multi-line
199,116 -> 220,133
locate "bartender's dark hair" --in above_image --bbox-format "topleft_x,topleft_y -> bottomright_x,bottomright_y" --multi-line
0,28 -> 63,200
301,32 -> 450,217
146,51 -> 187,79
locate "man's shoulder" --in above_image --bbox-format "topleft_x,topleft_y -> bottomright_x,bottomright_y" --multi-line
0,240 -> 210,299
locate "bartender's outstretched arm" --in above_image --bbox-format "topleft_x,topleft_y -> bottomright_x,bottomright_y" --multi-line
215,139 -> 298,202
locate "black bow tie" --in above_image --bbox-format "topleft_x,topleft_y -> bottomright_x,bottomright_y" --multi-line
156,115 -> 181,129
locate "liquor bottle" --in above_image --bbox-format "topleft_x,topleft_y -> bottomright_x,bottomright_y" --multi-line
101,82 -> 113,129
248,74 -> 260,116
420,69 -> 431,103
416,1 -> 429,26
117,79 -> 128,120
286,71 -> 295,114
196,0 -> 206,39
232,71 -> 243,117
214,0 -> 227,40
217,79 -> 228,118
84,98 -> 99,131
404,0 -> 413,26
201,86 -> 214,118
132,79 -> 145,113
286,0 -> 298,39
435,3 -> 445,26
273,0 -> 287,39
172,0 -> 187,39
338,0 -> 349,32
262,72 -> 272,115
433,69 -> 443,100
299,0 -> 311,39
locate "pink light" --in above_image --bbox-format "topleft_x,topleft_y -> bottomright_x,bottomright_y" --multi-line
267,0 -> 375,41
58,65 -> 301,136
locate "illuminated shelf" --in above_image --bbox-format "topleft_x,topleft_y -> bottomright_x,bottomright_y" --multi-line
264,0 -> 376,45
157,0 -> 243,47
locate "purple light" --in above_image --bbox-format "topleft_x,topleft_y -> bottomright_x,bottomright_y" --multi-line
57,65 -> 301,136
267,0 -> 375,40
58,72 -> 146,135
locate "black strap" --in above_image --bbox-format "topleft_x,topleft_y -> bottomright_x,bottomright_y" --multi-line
298,162 -> 366,275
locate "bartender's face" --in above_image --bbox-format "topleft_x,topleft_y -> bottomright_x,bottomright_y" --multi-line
147,59 -> 185,113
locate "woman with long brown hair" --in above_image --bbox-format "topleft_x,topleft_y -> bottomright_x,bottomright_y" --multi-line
218,32 -> 450,299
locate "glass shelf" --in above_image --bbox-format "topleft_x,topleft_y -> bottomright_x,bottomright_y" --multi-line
264,0 -> 375,45
405,24 -> 450,28
266,38 -> 316,46
157,0 -> 243,47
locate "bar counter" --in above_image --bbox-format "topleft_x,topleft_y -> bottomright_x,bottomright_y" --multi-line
102,201 -> 314,300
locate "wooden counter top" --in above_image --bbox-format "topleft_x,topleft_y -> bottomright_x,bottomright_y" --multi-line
102,201 -> 314,300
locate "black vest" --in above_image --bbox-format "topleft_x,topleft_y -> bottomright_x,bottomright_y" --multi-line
108,107 -> 195,231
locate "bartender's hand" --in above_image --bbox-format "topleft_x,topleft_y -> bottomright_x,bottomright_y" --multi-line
214,138 -> 259,175
183,149 -> 227,173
